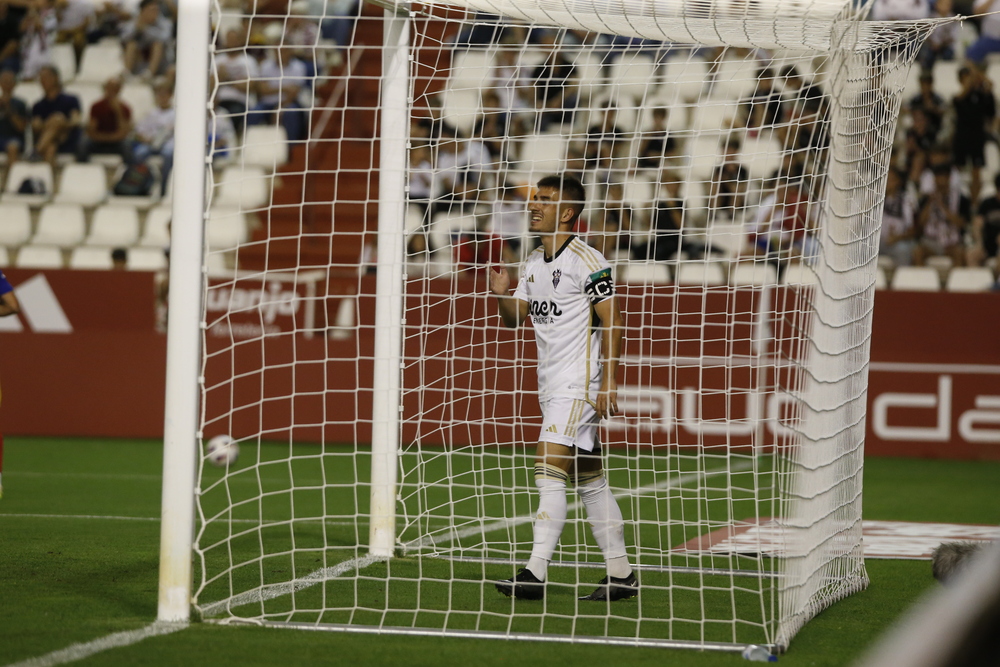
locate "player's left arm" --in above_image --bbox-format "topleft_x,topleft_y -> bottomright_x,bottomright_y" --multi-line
592,294 -> 624,420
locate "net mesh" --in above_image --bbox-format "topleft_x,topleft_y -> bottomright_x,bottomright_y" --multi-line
192,0 -> 935,650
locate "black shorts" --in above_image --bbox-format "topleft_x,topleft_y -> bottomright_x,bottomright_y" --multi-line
952,138 -> 986,168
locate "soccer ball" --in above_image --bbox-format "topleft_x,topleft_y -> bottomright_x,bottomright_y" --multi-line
206,435 -> 239,467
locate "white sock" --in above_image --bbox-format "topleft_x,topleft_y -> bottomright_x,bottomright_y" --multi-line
577,475 -> 632,579
526,477 -> 567,581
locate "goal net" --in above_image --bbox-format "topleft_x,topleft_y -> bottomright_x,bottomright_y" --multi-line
183,0 -> 937,653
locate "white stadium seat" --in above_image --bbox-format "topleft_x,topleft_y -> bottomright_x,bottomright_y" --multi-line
13,81 -> 44,109
875,267 -> 888,290
0,203 -> 32,246
0,246 -> 8,265
69,246 -> 114,270
50,43 -> 77,83
127,247 -> 168,271
54,163 -> 108,206
675,261 -> 726,286
76,44 -> 125,83
782,263 -> 819,286
730,261 -> 778,286
242,125 -> 289,169
3,162 -> 54,205
703,222 -> 745,258
64,83 -> 103,124
618,262 -> 670,285
206,207 -> 249,249
945,267 -> 995,292
120,82 -> 156,124
891,266 -> 940,292
215,166 -> 270,209
427,211 -> 477,254
86,206 -> 141,246
140,207 -> 172,247
15,245 -> 63,268
32,204 -> 86,247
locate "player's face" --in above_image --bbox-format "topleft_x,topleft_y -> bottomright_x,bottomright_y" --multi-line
527,186 -> 566,235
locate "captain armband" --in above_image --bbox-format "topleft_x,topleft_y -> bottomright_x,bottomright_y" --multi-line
584,268 -> 615,305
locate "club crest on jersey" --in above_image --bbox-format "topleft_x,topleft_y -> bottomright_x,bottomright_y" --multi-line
552,269 -> 562,288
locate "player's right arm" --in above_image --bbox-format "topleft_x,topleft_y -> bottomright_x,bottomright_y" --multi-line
489,265 -> 528,328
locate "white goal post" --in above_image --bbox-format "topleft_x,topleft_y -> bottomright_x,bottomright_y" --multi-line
158,0 -> 942,652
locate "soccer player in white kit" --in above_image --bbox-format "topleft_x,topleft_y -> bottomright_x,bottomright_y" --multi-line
489,174 -> 637,602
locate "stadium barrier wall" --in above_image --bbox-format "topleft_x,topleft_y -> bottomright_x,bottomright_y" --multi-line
0,269 -> 997,459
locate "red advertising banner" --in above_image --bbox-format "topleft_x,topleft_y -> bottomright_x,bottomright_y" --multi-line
0,269 -> 997,460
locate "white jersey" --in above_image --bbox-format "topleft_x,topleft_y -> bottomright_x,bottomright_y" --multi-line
513,236 -> 614,401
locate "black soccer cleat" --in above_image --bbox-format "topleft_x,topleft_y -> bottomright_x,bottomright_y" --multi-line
496,568 -> 545,600
579,572 -> 639,601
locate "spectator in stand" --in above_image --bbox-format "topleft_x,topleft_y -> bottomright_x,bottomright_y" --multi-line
908,70 -> 946,137
918,0 -> 958,69
742,68 -> 784,133
31,65 -> 81,165
489,179 -> 529,256
904,107 -> 936,185
20,0 -> 58,81
250,46 -> 308,142
215,27 -> 258,135
313,0 -> 357,63
0,69 -> 28,164
780,66 -> 824,110
284,0 -> 320,65
430,125 -> 492,217
90,0 -> 137,43
531,30 -> 577,131
492,42 -> 531,120
589,181 -> 632,257
77,75 -> 133,163
952,64 -> 995,205
635,177 -> 684,262
966,0 -> 1000,62
121,0 -> 174,79
111,247 -> 128,269
476,90 -> 512,164
635,107 -> 682,174
967,173 -> 1000,267
879,167 -> 918,266
55,0 -> 94,62
744,171 -> 812,266
585,102 -> 627,185
132,80 -> 175,194
709,136 -> 750,219
914,164 -> 969,266
0,1 -> 30,72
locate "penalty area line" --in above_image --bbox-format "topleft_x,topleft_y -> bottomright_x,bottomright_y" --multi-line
2,621 -> 188,667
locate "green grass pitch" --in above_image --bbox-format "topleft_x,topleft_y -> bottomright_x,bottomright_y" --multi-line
1,437 -> 999,666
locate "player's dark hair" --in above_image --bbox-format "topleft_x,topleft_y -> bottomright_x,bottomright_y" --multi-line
537,174 -> 586,226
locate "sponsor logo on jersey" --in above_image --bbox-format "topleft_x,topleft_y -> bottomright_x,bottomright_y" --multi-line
552,269 -> 562,289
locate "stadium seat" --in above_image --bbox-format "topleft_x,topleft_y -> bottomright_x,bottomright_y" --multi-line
15,245 -> 63,268
661,57 -> 710,101
126,247 -> 168,271
69,246 -> 114,269
703,222 -> 745,258
214,166 -> 270,209
3,162 -> 54,205
64,83 -> 103,124
13,81 -> 44,108
242,125 -> 289,169
140,206 -> 172,247
427,211 -> 477,253
441,87 -> 479,136
618,262 -> 670,285
447,50 -> 494,91
76,44 -> 125,83
740,134 -> 783,180
891,266 -> 940,291
675,261 -> 726,286
515,133 -> 568,176
689,136 -> 724,181
121,82 -> 156,123
206,207 -> 249,250
609,53 -> 657,102
0,203 -> 32,246
32,204 -> 86,247
54,163 -> 108,206
107,164 -> 162,209
0,246 -> 8,265
730,261 -> 778,286
782,263 -> 819,286
86,206 -> 141,246
50,43 -> 77,83
945,267 -> 995,292
710,57 -> 759,101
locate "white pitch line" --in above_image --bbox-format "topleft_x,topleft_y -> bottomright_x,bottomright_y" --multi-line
2,621 -> 187,667
402,460 -> 757,550
201,554 -> 387,618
